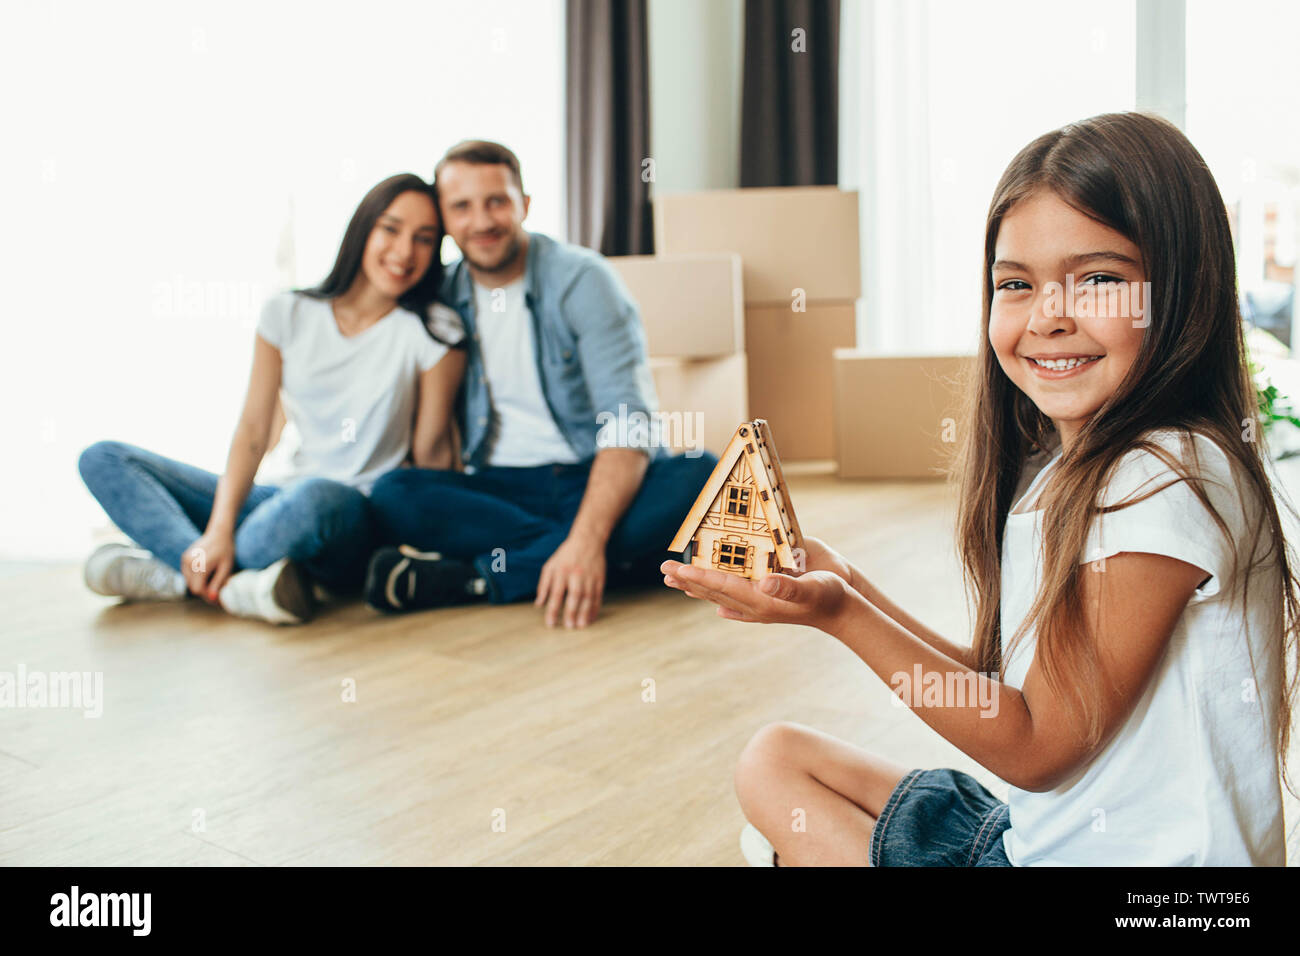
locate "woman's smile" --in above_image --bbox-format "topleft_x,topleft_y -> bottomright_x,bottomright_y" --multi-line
383,261 -> 414,281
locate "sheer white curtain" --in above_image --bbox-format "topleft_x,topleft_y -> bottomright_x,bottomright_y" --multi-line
840,0 -> 1138,356
839,0 -> 934,354
1187,0 -> 1300,342
0,0 -> 564,561
1186,0 -> 1300,429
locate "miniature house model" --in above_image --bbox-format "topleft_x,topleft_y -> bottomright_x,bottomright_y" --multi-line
668,419 -> 805,579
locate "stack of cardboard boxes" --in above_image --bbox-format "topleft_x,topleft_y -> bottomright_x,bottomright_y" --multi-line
611,185 -> 971,477
607,252 -> 747,457
652,186 -> 860,462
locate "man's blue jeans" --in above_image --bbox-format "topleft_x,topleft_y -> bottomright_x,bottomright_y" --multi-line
368,452 -> 720,604
77,441 -> 376,591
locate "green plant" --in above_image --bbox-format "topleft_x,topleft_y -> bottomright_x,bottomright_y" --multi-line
1250,358 -> 1300,433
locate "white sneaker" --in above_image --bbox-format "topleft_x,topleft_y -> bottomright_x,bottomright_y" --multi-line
84,543 -> 187,601
217,558 -> 315,625
740,823 -> 777,867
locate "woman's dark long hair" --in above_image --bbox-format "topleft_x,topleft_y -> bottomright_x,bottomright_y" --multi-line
298,173 -> 449,342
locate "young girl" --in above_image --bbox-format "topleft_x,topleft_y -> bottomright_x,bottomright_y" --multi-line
663,112 -> 1299,866
79,173 -> 466,625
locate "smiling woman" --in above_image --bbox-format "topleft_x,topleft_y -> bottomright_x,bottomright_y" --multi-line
298,174 -> 446,320
76,174 -> 467,627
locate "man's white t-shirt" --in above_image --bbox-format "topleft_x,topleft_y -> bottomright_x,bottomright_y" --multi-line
998,427 -> 1285,865
472,278 -> 580,468
255,291 -> 459,494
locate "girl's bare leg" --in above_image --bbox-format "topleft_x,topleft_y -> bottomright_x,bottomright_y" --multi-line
734,721 -> 911,866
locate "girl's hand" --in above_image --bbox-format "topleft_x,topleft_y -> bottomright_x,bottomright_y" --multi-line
182,531 -> 236,603
660,559 -> 856,632
798,535 -> 855,584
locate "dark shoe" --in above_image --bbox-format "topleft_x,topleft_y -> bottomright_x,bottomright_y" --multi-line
365,545 -> 486,613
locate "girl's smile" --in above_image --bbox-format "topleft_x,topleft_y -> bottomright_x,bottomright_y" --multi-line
1022,352 -> 1103,377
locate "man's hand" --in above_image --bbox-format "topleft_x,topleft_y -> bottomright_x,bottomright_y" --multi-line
661,559 -> 857,633
182,530 -> 236,603
535,446 -> 646,629
536,532 -> 607,628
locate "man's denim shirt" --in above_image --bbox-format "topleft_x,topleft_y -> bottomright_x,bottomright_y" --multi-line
442,231 -> 662,471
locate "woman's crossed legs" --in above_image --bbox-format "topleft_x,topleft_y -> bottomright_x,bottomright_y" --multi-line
78,440 -> 374,593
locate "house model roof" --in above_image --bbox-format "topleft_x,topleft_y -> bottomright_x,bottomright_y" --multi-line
668,419 -> 805,569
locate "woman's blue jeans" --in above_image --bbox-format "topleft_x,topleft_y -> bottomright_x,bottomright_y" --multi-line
77,440 -> 376,591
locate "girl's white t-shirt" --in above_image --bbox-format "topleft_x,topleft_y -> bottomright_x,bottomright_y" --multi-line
254,292 -> 460,495
999,427 -> 1286,866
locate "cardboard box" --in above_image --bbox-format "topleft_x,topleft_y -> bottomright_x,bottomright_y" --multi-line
608,253 -> 744,357
832,352 -> 975,479
649,353 -> 748,457
653,187 -> 861,304
744,302 -> 857,460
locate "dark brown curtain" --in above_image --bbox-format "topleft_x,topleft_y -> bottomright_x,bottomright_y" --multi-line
565,0 -> 653,255
740,0 -> 840,187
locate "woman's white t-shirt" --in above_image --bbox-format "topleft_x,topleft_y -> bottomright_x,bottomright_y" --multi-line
254,291 -> 460,495
999,427 -> 1286,866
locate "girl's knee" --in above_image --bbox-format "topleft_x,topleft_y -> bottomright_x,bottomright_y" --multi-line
742,721 -> 811,762
735,721 -> 809,800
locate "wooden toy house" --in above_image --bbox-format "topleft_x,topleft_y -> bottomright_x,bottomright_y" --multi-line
668,419 -> 805,579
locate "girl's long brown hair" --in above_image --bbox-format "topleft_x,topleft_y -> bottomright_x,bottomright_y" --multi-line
953,112 -> 1300,799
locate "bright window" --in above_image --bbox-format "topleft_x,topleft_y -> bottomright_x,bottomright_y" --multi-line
843,0 -> 1137,354
0,0 -> 564,560
1187,0 -> 1300,350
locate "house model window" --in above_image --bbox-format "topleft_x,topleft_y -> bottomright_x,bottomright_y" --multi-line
716,539 -> 751,571
724,483 -> 751,517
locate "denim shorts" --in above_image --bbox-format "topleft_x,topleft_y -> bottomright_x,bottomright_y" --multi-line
869,768 -> 1013,866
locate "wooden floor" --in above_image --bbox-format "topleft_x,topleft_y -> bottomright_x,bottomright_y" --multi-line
2,468 -> 1297,866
